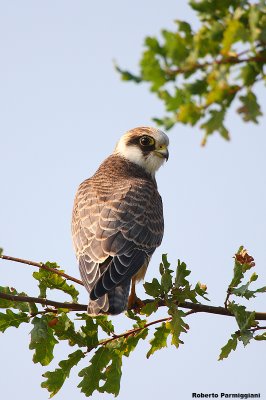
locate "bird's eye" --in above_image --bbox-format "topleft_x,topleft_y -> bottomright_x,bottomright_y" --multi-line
139,136 -> 155,147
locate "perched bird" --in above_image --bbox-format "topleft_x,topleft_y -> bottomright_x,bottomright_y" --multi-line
72,127 -> 169,315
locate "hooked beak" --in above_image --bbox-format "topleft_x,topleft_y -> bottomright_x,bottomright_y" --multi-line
154,146 -> 169,161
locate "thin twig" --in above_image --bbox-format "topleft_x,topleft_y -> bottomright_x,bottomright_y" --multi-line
224,290 -> 231,310
0,254 -> 83,286
250,326 -> 266,333
166,55 -> 266,76
30,308 -> 58,318
99,316 -> 172,347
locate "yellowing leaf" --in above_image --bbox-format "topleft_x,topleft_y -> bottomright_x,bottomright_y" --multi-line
222,20 -> 248,54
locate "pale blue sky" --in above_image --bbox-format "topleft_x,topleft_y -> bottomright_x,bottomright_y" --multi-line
1,1 -> 266,399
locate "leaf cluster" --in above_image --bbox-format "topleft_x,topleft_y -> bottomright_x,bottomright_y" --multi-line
219,246 -> 266,360
0,253 -> 208,398
33,261 -> 79,302
143,254 -> 209,355
1,248 -> 266,397
117,0 -> 266,144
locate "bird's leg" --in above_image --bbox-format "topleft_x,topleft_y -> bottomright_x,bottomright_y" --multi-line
128,278 -> 145,312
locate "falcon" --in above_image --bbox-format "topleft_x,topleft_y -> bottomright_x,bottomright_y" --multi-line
72,127 -> 169,315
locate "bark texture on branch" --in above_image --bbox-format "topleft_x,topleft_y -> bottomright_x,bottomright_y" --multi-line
1,292 -> 266,320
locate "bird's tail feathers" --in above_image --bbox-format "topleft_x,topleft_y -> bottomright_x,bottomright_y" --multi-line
107,279 -> 131,315
87,280 -> 131,315
87,294 -> 109,315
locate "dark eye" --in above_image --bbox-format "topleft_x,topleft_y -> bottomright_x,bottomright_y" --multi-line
139,135 -> 155,147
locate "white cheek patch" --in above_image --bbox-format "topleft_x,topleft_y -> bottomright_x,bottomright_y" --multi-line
114,137 -> 165,175
144,153 -> 165,174
114,128 -> 168,175
115,138 -> 146,168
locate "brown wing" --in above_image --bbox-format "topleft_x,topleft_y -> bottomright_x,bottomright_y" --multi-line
72,175 -> 164,302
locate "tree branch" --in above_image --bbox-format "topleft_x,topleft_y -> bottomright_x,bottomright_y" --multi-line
98,316 -> 172,348
0,292 -> 86,311
0,254 -> 83,286
1,291 -> 266,320
166,55 -> 266,76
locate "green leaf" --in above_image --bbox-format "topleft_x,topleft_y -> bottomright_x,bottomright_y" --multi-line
175,260 -> 191,288
140,50 -> 166,91
29,316 -> 58,366
42,350 -> 85,398
162,30 -> 189,64
51,312 -> 86,347
116,0 -> 264,142
255,332 -> 266,341
145,36 -> 165,55
228,302 -> 256,332
125,311 -> 147,330
158,254 -> 173,294
231,283 -> 266,300
193,25 -> 221,57
200,108 -> 229,141
166,309 -> 188,348
185,79 -> 208,95
161,271 -> 172,293
99,352 -> 122,396
77,314 -> 99,348
161,253 -> 170,269
249,5 -> 261,40
171,260 -> 207,304
189,0 -> 236,17
237,91 -> 263,123
144,278 -> 161,298
175,20 -> 193,41
0,286 -> 32,312
140,300 -> 159,316
230,262 -> 244,289
0,248 -> 3,256
159,88 -> 190,112
239,330 -> 254,346
240,63 -> 260,86
218,333 -> 238,360
120,328 -> 149,357
177,103 -> 202,125
147,322 -> 171,358
0,310 -> 29,332
153,116 -> 176,130
78,347 -> 122,397
96,315 -> 115,336
115,64 -> 142,83
33,263 -> 79,302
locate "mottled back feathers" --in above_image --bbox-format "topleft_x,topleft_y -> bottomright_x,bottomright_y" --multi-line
72,126 -> 168,315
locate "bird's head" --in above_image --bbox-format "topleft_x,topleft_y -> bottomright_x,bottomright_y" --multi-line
114,127 -> 169,175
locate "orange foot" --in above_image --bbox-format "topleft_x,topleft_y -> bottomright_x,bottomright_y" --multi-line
128,293 -> 145,313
